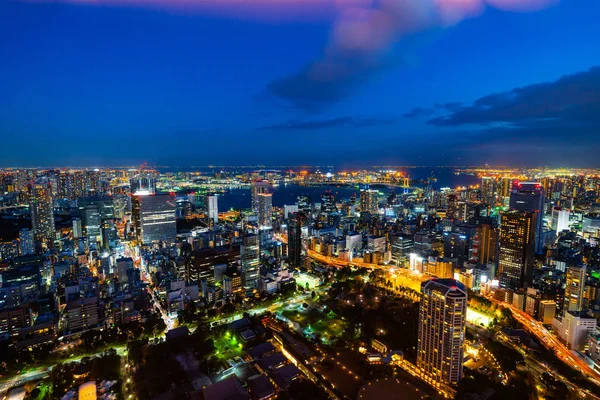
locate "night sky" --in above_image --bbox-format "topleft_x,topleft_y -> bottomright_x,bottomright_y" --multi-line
1,0 -> 599,167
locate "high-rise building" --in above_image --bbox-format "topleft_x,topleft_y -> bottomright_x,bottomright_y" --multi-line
251,180 -> 270,213
321,191 -> 337,215
551,207 -> 570,236
241,234 -> 260,292
509,181 -> 544,253
131,193 -> 177,244
257,193 -> 273,229
287,213 -> 303,267
29,181 -> 55,244
564,264 -> 586,314
360,188 -> 378,215
18,228 -> 35,256
476,220 -> 498,265
417,279 -> 467,386
497,211 -> 536,289
481,176 -> 495,205
72,218 -> 83,239
205,195 -> 219,225
130,174 -> 157,195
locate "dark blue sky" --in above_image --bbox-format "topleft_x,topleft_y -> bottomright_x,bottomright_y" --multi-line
1,0 -> 599,167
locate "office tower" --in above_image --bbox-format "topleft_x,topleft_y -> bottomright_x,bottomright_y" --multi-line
564,264 -> 586,313
360,188 -> 378,215
19,228 -> 35,256
476,221 -> 498,265
497,211 -> 536,289
78,196 -> 115,220
131,193 -> 177,244
417,279 -> 467,386
446,193 -> 458,220
205,195 -> 219,225
287,213 -> 303,267
481,176 -> 495,205
283,204 -> 299,219
241,234 -> 260,292
72,218 -> 83,239
321,190 -> 337,214
551,207 -> 570,236
82,205 -> 102,246
509,181 -> 544,253
499,178 -> 512,201
297,195 -> 312,214
257,193 -> 273,229
443,232 -> 469,266
251,180 -> 270,213
29,181 -> 55,244
130,174 -> 157,195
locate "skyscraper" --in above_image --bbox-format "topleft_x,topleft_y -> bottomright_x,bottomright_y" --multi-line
72,218 -> 83,239
481,176 -> 495,205
509,181 -> 545,253
417,279 -> 467,386
251,180 -> 270,213
130,173 -> 157,195
360,188 -> 378,215
287,213 -> 303,267
564,264 -> 586,314
257,193 -> 273,229
241,234 -> 260,293
497,210 -> 536,289
132,193 -> 177,244
321,190 -> 337,215
18,228 -> 35,256
475,220 -> 498,265
205,195 -> 219,225
29,180 -> 55,244
551,207 -> 570,236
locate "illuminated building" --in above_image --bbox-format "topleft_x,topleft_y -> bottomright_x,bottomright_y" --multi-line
18,228 -> 35,256
481,176 -> 495,205
205,195 -> 219,225
241,234 -> 260,293
82,205 -> 102,246
390,234 -> 413,265
78,381 -> 97,400
360,188 -> 378,215
320,190 -> 337,214
564,264 -> 586,313
130,174 -> 156,195
551,207 -> 570,236
509,181 -> 545,253
497,210 -> 536,289
552,311 -> 596,351
131,193 -> 177,244
475,220 -> 498,265
538,300 -> 556,324
251,180 -> 270,213
297,195 -> 311,214
72,218 -> 83,239
417,279 -> 467,386
29,180 -> 55,244
257,193 -> 273,229
287,213 -> 303,267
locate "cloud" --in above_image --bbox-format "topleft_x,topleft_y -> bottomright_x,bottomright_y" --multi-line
263,0 -> 558,111
403,107 -> 435,119
29,0 -> 559,111
256,116 -> 394,131
428,66 -> 600,127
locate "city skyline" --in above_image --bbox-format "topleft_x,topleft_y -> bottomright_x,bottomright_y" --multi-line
2,0 -> 600,167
